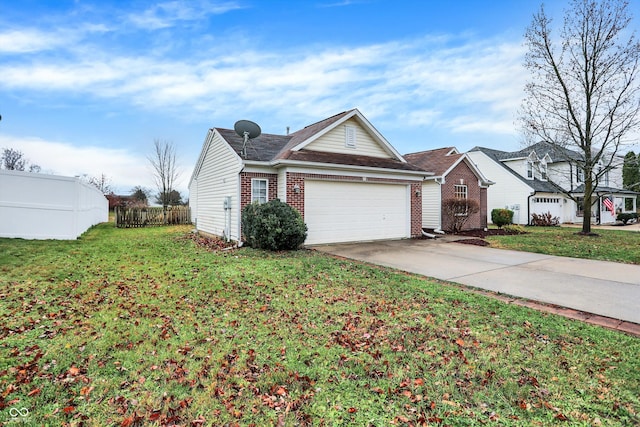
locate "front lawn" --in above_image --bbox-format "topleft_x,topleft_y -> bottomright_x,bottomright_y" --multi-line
1,224 -> 638,426
486,226 -> 640,264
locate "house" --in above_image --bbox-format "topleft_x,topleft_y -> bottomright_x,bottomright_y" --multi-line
404,147 -> 493,232
467,142 -> 637,225
189,109 -> 429,245
0,169 -> 108,239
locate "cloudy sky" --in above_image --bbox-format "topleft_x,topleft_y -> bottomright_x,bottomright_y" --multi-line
1,0 -> 636,195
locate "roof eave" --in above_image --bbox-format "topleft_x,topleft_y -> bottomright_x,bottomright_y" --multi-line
271,159 -> 431,178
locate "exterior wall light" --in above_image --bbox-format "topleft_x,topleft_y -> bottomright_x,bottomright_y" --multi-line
415,189 -> 421,197
293,184 -> 301,194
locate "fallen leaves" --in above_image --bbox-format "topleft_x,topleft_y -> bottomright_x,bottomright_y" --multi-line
1,227 -> 637,426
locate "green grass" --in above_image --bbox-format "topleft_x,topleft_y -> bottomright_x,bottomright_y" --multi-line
1,224 -> 638,426
486,226 -> 640,264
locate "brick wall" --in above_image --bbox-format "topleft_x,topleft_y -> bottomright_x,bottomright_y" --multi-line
441,162 -> 485,230
410,182 -> 423,237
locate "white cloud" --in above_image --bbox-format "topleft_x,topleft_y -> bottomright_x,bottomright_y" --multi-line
0,29 -> 70,53
0,25 -> 110,54
0,22 -> 528,153
0,134 -> 190,194
128,1 -> 244,30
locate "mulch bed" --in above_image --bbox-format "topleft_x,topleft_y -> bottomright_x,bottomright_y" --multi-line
423,228 -> 523,246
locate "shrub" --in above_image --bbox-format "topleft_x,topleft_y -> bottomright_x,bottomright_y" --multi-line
502,224 -> 526,234
441,198 -> 480,233
617,212 -> 638,225
530,212 -> 560,226
241,199 -> 307,250
491,208 -> 514,228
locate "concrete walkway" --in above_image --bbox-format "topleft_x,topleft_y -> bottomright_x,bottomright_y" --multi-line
314,237 -> 640,333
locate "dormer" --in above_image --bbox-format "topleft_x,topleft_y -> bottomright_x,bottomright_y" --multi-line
526,152 -> 539,180
539,153 -> 552,181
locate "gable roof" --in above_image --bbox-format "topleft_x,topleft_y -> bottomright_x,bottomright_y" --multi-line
405,147 -> 492,185
469,146 -> 571,193
210,109 -> 426,174
404,147 -> 461,176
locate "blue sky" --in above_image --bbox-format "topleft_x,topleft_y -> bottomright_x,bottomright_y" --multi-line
1,0 -> 636,195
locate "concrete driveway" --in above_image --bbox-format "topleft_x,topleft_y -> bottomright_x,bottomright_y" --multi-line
314,238 -> 640,325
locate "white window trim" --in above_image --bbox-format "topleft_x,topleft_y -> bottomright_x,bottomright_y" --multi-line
251,178 -> 268,204
526,161 -> 534,179
454,184 -> 468,200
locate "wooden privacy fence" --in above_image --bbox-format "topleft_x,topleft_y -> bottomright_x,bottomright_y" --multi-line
115,206 -> 191,228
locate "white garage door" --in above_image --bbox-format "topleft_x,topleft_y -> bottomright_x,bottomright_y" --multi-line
304,180 -> 410,245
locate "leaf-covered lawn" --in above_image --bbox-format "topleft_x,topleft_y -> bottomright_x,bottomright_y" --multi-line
1,224 -> 638,426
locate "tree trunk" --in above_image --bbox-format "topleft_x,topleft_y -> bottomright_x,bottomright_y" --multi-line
581,177 -> 593,234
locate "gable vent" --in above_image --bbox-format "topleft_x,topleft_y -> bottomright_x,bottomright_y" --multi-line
345,125 -> 356,149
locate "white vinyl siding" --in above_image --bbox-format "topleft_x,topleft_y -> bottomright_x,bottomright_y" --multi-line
421,180 -> 441,229
190,130 -> 242,241
304,118 -> 390,158
467,151 -> 534,225
304,180 -> 410,245
277,169 -> 287,202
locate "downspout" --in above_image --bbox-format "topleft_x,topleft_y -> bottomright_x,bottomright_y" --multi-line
527,191 -> 536,226
434,177 -> 445,234
237,165 -> 245,243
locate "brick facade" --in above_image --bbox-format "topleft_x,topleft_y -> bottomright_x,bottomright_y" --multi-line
440,161 -> 486,230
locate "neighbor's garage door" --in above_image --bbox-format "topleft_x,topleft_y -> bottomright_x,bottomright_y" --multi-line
304,180 -> 410,245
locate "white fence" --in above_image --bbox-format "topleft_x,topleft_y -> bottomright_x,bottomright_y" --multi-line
0,170 -> 108,240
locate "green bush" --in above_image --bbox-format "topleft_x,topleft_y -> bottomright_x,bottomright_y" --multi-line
617,212 -> 638,225
241,199 -> 307,250
491,208 -> 514,228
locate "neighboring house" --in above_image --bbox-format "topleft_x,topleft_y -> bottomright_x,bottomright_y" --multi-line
467,142 -> 637,225
404,147 -> 493,231
189,109 -> 429,245
0,169 -> 108,239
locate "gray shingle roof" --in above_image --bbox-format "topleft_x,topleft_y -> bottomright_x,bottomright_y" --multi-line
215,110 -> 424,173
469,145 -> 565,193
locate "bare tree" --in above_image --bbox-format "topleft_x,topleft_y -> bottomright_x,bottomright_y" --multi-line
441,198 -> 480,233
148,139 -> 180,223
87,173 -> 113,195
1,148 -> 26,170
520,0 -> 640,234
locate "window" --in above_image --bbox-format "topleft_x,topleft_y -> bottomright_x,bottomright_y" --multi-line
624,197 -> 634,212
540,162 -> 548,180
251,179 -> 268,204
454,185 -> 468,199
526,161 -> 534,179
533,197 -> 560,203
576,167 -> 584,184
345,126 -> 356,148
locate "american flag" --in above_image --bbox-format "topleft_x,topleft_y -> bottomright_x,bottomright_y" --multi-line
603,196 -> 614,213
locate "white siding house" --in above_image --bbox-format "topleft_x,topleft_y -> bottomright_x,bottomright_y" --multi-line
189,109 -> 428,245
468,143 -> 637,225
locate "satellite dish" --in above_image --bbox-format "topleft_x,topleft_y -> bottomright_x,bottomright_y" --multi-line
234,120 -> 261,139
234,120 -> 261,158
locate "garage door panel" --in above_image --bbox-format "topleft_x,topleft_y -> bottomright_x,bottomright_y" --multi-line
304,180 -> 409,245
